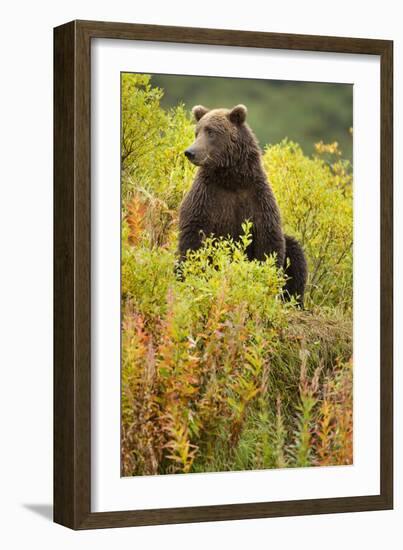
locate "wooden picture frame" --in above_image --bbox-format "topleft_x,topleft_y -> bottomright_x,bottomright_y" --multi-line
54,19 -> 393,529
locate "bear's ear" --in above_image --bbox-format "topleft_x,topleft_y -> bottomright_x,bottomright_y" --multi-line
229,104 -> 247,125
192,105 -> 209,122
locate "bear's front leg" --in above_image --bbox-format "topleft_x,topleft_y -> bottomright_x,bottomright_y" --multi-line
177,222 -> 206,262
253,225 -> 286,268
175,224 -> 205,280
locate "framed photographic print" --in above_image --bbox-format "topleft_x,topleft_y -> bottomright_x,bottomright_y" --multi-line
54,20 -> 393,529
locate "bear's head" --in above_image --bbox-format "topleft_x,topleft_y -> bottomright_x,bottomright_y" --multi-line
184,104 -> 258,169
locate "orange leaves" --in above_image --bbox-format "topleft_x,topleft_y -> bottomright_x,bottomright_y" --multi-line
121,284 -> 279,475
155,297 -> 202,473
126,194 -> 147,246
315,397 -> 333,466
122,291 -> 203,475
313,358 -> 353,466
121,276 -> 353,476
121,311 -> 162,476
290,350 -> 352,468
124,187 -> 177,248
161,408 -> 198,474
122,286 -> 354,476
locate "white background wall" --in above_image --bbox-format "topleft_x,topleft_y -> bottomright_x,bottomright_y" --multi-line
0,1 -> 400,548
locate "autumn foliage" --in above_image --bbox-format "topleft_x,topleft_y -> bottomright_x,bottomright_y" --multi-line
121,74 -> 353,476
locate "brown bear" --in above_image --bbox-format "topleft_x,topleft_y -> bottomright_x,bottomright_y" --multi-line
178,104 -> 307,306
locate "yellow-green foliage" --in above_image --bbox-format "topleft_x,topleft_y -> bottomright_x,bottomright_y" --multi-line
120,73 -> 353,476
263,140 -> 353,310
122,73 -> 196,247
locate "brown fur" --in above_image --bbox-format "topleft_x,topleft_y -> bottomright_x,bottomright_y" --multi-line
179,105 -> 307,305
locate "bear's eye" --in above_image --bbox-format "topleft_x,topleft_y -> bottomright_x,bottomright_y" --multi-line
205,127 -> 214,137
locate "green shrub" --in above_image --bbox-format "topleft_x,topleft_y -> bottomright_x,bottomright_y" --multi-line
263,139 -> 353,311
121,73 -> 196,246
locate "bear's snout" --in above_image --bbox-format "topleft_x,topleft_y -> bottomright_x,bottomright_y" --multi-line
184,148 -> 196,162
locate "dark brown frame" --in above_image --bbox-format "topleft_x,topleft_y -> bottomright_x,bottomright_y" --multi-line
54,19 -> 393,530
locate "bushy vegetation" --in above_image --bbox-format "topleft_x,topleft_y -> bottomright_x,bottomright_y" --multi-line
263,139 -> 353,310
121,73 -> 353,476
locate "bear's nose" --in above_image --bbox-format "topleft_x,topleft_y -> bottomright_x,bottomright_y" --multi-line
184,148 -> 196,161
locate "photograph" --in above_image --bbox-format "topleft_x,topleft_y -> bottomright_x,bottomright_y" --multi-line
120,72 -> 354,477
